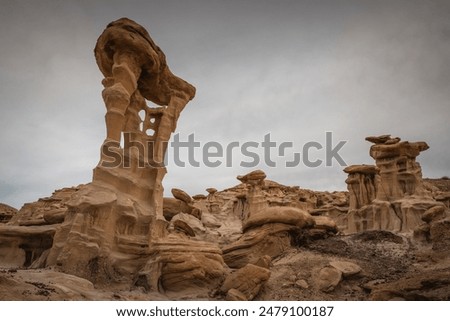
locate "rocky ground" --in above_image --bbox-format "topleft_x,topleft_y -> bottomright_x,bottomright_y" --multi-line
1,172 -> 449,301
1,230 -> 449,301
261,231 -> 450,300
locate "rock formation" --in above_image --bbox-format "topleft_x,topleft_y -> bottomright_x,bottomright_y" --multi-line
1,19 -> 449,301
344,135 -> 446,233
0,18 -> 228,294
43,18 -> 206,287
0,203 -> 17,224
221,171 -> 336,270
237,170 -> 268,217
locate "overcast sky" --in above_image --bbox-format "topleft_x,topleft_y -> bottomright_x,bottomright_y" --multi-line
1,0 -> 449,209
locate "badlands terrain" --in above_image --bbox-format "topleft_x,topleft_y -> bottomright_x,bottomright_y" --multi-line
1,18 -> 449,301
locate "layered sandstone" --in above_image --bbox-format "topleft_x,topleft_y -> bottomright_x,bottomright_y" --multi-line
344,135 -> 448,234
1,18 -> 449,302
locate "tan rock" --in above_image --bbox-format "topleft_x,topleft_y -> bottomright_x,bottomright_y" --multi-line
192,194 -> 207,200
237,170 -> 268,217
0,203 -> 17,223
205,188 -> 224,214
243,206 -> 314,232
237,170 -> 267,184
163,197 -> 192,221
365,134 -> 392,144
171,213 -> 206,237
201,212 -> 222,228
41,18 -> 199,286
206,188 -> 218,194
344,165 -> 378,210
313,216 -> 338,233
317,266 -> 342,292
329,261 -> 362,277
344,135 -> 441,234
43,208 -> 66,224
344,164 -> 379,175
421,205 -> 446,223
171,188 -> 193,204
221,264 -> 271,300
226,288 -> 248,301
173,219 -> 195,237
0,225 -> 56,268
141,239 -> 226,292
223,223 -> 297,268
295,279 -> 309,289
254,255 -> 272,269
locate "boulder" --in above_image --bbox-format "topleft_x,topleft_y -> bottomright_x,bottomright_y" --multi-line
313,216 -> 338,233
317,266 -> 342,292
141,239 -> 226,293
221,264 -> 271,300
295,279 -> 309,289
171,213 -> 206,237
329,261 -> 362,277
171,188 -> 193,204
243,206 -> 314,232
163,198 -> 198,221
223,223 -> 298,268
421,205 -> 446,223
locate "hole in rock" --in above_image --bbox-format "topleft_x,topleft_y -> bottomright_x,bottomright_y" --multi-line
138,110 -> 146,121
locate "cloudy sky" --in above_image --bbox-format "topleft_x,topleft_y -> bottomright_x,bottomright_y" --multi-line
1,0 -> 449,209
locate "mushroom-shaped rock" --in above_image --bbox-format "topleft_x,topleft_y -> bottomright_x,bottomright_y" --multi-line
243,206 -> 314,232
365,134 -> 392,144
192,194 -> 207,200
171,188 -> 192,204
237,170 -> 267,184
343,164 -> 378,175
206,188 -> 218,194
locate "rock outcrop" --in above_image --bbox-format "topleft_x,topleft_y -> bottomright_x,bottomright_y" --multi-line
0,18 -> 228,293
163,188 -> 201,221
0,203 -> 17,223
220,263 -> 271,300
1,18 -> 449,302
221,171 -> 336,269
44,18 -> 201,285
344,135 -> 447,234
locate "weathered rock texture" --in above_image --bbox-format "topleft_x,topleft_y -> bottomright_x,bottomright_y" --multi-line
1,19 -> 449,301
0,203 -> 17,223
0,18 -> 227,294
43,18 -> 202,287
344,135 -> 448,234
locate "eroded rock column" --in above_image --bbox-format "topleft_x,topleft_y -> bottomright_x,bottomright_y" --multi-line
344,135 -> 441,234
46,18 -> 200,285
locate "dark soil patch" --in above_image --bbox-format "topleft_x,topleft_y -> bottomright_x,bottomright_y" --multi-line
25,281 -> 56,296
350,230 -> 404,244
